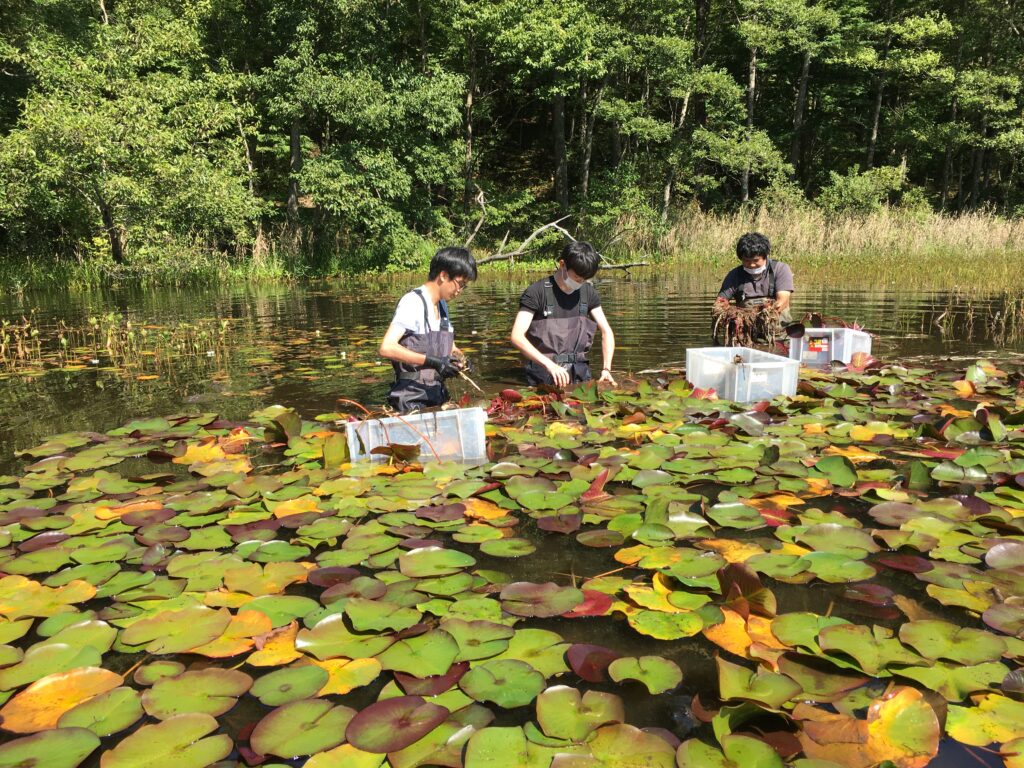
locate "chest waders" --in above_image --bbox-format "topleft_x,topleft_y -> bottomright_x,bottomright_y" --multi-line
524,278 -> 598,386
387,289 -> 455,414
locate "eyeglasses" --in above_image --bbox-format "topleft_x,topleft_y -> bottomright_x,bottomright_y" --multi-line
452,278 -> 469,290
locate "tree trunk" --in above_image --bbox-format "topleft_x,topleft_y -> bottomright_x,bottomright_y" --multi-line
98,199 -> 123,264
553,92 -> 569,212
287,120 -> 302,221
866,75 -> 884,170
940,94 -> 957,210
968,118 -> 987,209
661,91 -> 690,223
463,39 -> 476,218
580,79 -> 605,202
789,50 -> 811,172
741,47 -> 757,203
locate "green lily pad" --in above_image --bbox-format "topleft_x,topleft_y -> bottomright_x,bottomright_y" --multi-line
536,686 -> 624,741
398,546 -> 476,577
376,629 -> 460,677
895,660 -> 1008,701
607,656 -> 682,695
898,620 -> 1007,665
818,624 -> 922,675
0,727 -> 100,768
627,610 -> 703,640
676,733 -> 784,768
295,613 -> 395,660
577,723 -> 677,767
716,656 -> 802,708
464,726 -> 530,767
344,598 -> 422,633
490,629 -> 570,677
132,660 -> 185,686
119,606 -> 231,654
440,618 -> 514,661
345,695 -> 450,753
57,686 -> 143,736
480,538 -> 537,557
250,665 -> 329,706
0,643 -> 102,690
141,668 -> 253,719
100,712 -> 232,768
250,698 -> 357,758
946,693 -> 1024,746
459,659 -> 546,708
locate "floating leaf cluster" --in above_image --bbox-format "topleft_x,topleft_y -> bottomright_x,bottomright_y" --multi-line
0,359 -> 1022,767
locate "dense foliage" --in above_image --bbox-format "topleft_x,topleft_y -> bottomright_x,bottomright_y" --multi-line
1,0 -> 1023,273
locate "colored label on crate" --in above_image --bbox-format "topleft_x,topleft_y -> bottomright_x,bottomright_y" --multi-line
808,338 -> 829,353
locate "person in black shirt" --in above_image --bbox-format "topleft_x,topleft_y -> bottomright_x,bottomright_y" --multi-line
510,241 -> 617,388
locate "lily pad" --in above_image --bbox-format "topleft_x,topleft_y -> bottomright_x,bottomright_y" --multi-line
500,582 -> 584,617
398,546 -> 476,577
119,606 -> 231,654
99,712 -> 232,768
536,686 -> 625,741
57,686 -> 143,736
345,695 -> 450,753
141,668 -> 252,719
250,698 -> 357,758
250,665 -> 330,706
459,659 -> 546,708
898,620 -> 1007,665
607,656 -> 682,695
0,727 -> 100,768
376,629 -> 460,677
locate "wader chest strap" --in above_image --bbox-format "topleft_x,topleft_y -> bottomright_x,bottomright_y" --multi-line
543,280 -> 589,317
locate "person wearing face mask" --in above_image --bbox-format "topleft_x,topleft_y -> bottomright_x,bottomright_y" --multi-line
510,241 -> 617,388
379,247 -> 477,413
714,232 -> 794,339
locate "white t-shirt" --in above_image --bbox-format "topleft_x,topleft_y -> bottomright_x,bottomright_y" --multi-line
391,287 -> 452,335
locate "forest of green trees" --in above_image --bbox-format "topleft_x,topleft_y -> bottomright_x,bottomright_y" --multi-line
1,0 -> 1022,276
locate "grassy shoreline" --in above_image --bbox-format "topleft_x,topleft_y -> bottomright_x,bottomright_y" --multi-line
3,208 -> 1023,292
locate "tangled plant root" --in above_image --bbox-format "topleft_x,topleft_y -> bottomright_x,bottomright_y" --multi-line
712,303 -> 783,347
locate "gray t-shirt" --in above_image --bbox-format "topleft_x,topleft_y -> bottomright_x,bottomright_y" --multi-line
718,260 -> 794,302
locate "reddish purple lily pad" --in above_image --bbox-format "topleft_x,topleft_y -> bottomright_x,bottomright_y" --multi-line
536,513 -> 582,534
567,644 -> 623,683
394,661 -> 470,696
345,695 -> 449,753
562,590 -> 614,618
500,582 -> 584,617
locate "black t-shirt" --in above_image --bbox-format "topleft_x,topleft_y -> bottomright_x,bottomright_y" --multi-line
519,276 -> 601,319
718,260 -> 795,301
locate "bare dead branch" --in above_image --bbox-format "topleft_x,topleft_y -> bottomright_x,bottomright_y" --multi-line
462,186 -> 486,248
476,216 -> 648,271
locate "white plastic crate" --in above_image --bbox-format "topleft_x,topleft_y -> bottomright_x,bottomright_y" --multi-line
789,327 -> 872,368
345,407 -> 488,462
686,347 -> 800,403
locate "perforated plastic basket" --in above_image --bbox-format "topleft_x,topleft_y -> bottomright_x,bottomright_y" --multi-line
345,407 -> 488,462
686,347 -> 800,403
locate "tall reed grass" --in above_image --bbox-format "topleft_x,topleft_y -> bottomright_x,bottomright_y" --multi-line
611,207 -> 1024,290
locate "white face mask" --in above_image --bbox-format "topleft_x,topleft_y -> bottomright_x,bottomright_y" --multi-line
559,266 -> 586,293
743,264 -> 767,276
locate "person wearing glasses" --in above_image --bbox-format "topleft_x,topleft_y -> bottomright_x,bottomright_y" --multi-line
379,247 -> 477,413
510,241 -> 617,389
714,232 -> 794,340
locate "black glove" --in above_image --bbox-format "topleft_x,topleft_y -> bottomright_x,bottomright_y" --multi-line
424,355 -> 460,379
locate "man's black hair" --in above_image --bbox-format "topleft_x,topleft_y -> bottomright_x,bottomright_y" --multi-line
736,232 -> 771,260
561,241 -> 600,280
429,247 -> 478,281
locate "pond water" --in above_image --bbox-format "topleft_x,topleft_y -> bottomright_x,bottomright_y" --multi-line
1,270 -> 1020,475
0,271 -> 1020,767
